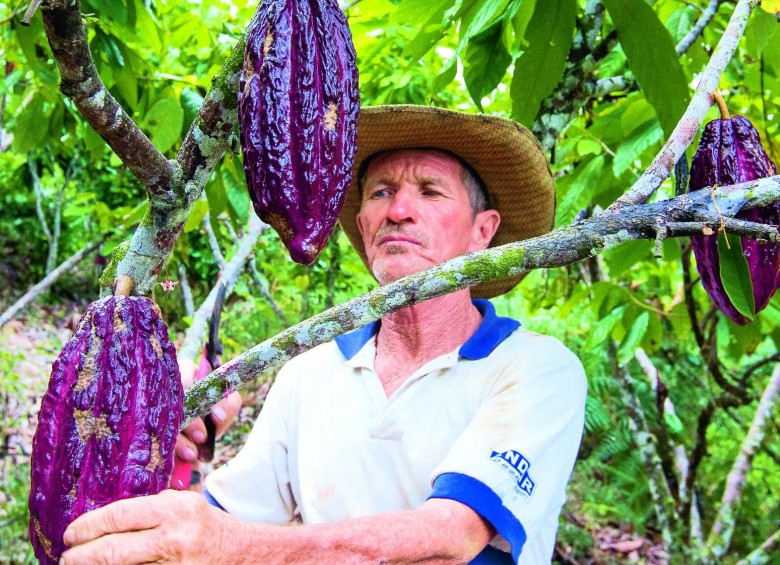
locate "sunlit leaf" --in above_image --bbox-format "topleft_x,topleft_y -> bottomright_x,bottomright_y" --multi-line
717,232 -> 756,321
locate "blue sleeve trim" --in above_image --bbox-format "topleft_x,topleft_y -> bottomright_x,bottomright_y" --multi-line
429,472 -> 526,563
203,488 -> 226,511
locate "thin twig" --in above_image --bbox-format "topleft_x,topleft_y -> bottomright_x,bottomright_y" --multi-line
676,0 -> 724,57
0,235 -> 107,329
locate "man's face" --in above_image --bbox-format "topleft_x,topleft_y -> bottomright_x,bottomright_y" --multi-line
356,149 -> 500,285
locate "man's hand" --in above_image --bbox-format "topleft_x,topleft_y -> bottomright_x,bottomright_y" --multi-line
172,358 -> 242,490
60,490 -> 245,565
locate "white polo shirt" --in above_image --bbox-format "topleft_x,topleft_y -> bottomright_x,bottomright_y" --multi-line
205,299 -> 586,564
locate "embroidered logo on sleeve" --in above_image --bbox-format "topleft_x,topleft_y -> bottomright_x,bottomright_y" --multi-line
490,450 -> 536,499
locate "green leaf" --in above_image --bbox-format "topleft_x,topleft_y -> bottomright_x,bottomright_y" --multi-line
12,94 -> 49,153
142,97 -> 183,153
617,312 -> 649,365
717,232 -> 756,320
115,65 -> 138,109
205,166 -> 228,218
509,0 -> 537,56
184,199 -> 209,233
603,240 -> 653,279
180,87 -> 205,137
665,7 -> 696,45
510,0 -> 576,126
601,0 -> 690,138
664,412 -> 684,436
585,306 -> 626,351
463,22 -> 512,108
744,8 -> 779,58
555,154 -> 607,226
87,0 -> 128,25
613,118 -> 663,176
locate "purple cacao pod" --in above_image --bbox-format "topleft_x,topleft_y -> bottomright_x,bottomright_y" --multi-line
28,296 -> 183,564
689,115 -> 779,325
238,0 -> 359,265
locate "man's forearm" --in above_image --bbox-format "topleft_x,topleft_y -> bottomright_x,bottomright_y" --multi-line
234,498 -> 494,564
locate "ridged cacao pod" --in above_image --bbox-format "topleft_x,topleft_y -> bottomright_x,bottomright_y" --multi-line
238,0 -> 359,265
28,296 -> 183,564
689,115 -> 779,325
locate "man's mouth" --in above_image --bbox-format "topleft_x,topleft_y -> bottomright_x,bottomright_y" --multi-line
377,234 -> 422,247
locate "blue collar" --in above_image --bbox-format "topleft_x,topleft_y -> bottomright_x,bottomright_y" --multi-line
334,299 -> 520,361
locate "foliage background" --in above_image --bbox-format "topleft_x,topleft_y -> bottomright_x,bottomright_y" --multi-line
1,0 -> 779,562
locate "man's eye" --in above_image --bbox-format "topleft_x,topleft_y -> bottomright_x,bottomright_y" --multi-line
370,188 -> 389,198
422,187 -> 442,196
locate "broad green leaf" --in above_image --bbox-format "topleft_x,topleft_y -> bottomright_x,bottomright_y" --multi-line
115,65 -> 138,110
224,158 -> 250,224
663,412 -> 684,436
617,312 -> 649,364
555,154 -> 607,226
400,0 -> 455,60
184,199 -> 209,233
585,306 -> 626,351
87,0 -> 128,25
510,0 -> 576,127
142,97 -> 184,153
12,95 -> 49,154
665,7 -> 696,45
717,232 -> 755,320
433,0 -> 511,91
392,0 -> 455,26
603,240 -> 653,279
205,167 -> 228,218
602,0 -> 690,137
463,22 -> 512,109
180,87 -> 205,137
613,118 -> 663,176
510,0 -> 537,56
744,8 -> 779,58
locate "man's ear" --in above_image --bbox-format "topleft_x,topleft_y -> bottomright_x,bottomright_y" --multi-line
470,210 -> 501,251
356,211 -> 366,239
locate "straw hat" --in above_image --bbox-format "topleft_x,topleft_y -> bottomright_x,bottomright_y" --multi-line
338,105 -> 555,299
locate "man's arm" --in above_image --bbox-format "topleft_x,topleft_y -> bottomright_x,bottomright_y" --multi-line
60,490 -> 495,565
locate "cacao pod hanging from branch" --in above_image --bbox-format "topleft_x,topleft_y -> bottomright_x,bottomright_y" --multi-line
689,93 -> 780,325
238,0 -> 360,265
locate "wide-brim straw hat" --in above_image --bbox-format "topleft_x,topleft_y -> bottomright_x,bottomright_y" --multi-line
338,105 -> 555,299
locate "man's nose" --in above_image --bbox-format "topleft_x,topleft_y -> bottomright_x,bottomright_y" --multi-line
385,185 -> 417,224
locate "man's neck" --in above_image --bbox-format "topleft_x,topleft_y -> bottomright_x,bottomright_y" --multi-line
373,290 -> 483,396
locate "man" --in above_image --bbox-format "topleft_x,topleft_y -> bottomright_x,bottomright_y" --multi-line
60,106 -> 586,564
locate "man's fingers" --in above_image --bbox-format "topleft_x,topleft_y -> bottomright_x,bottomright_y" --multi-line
63,497 -> 166,547
178,424 -> 205,458
210,391 -> 242,438
61,530 -> 161,565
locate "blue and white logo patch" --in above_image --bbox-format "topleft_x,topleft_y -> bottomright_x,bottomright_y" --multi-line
490,450 -> 536,499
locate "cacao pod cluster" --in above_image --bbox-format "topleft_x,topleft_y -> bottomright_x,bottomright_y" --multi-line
239,0 -> 360,265
689,105 -> 779,325
28,294 -> 183,564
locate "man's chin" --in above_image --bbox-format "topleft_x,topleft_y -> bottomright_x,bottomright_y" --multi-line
372,258 -> 431,285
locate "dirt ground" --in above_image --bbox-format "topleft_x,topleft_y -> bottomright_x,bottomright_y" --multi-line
0,305 -> 668,564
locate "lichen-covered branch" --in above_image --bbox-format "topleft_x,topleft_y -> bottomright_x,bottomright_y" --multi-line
0,234 -> 106,329
40,0 -> 175,201
202,202 -> 226,269
735,529 -> 780,565
705,363 -> 780,559
182,174 -> 780,424
178,215 -> 265,366
111,37 -> 246,296
608,0 -> 759,210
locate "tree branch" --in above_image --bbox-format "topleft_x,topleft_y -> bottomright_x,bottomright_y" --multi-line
676,0 -> 724,57
110,36 -> 245,296
608,0 -> 759,210
178,215 -> 265,366
611,344 -> 678,549
181,174 -> 780,423
40,0 -> 175,201
177,262 -> 196,319
735,528 -> 780,565
706,363 -> 780,558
